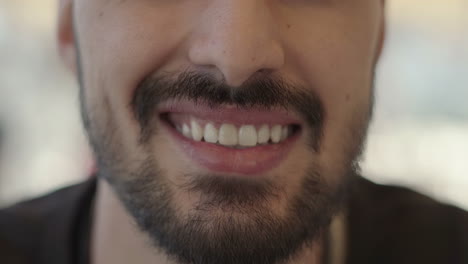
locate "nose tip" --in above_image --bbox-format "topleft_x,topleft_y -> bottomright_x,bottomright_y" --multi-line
187,2 -> 284,87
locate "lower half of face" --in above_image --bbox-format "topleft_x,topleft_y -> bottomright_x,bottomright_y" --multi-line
81,72 -> 372,264
75,1 -> 380,263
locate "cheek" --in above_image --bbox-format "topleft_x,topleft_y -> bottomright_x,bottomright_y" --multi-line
75,1 -> 199,146
279,3 -> 380,105
285,12 -> 378,126
77,6 -> 183,101
279,7 -> 379,180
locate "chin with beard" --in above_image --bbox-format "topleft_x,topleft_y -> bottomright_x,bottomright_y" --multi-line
80,71 -> 370,264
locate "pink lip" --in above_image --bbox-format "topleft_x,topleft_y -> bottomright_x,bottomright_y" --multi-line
158,101 -> 302,175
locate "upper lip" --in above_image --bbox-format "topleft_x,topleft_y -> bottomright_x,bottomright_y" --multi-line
157,100 -> 303,127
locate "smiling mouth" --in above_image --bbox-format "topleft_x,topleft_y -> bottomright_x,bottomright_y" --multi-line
162,113 -> 301,149
157,100 -> 304,175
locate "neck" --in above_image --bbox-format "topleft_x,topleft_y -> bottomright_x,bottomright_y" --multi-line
90,179 -> 330,264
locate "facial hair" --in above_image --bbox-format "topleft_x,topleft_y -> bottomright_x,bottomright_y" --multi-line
80,71 -> 370,264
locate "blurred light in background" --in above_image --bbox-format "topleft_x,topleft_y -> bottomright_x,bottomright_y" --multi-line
365,0 -> 468,210
0,0 -> 467,209
0,0 -> 92,206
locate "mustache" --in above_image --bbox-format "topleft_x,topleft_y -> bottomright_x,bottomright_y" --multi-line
131,71 -> 325,151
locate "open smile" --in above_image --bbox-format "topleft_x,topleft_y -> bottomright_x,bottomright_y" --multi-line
159,100 -> 303,175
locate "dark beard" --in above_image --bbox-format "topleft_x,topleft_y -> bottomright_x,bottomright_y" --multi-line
109,164 -> 350,264
80,71 -> 368,264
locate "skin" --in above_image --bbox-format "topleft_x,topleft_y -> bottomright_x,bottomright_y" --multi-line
58,0 -> 385,263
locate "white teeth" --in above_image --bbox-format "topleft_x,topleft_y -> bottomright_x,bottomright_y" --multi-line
176,118 -> 294,147
270,125 -> 282,143
281,126 -> 289,141
191,119 -> 204,142
239,125 -> 257,147
219,124 -> 238,146
182,123 -> 191,138
257,125 -> 270,144
204,123 -> 218,143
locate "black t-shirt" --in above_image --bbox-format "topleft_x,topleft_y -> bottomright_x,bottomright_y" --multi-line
0,179 -> 95,264
0,176 -> 467,264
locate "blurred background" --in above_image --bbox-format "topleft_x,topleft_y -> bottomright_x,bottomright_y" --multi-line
0,0 -> 467,209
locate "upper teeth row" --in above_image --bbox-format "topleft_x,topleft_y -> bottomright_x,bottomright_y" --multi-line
176,119 -> 292,147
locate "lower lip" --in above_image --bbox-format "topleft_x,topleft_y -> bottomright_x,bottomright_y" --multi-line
160,118 -> 300,175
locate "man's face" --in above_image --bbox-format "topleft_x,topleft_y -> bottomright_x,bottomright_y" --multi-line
67,1 -> 383,263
